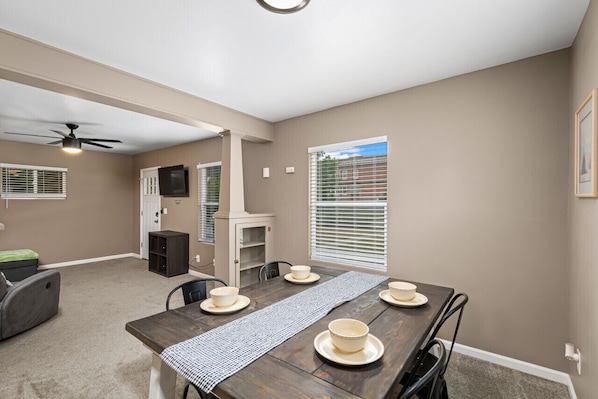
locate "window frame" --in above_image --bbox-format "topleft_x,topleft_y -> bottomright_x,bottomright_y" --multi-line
197,162 -> 221,244
308,136 -> 388,272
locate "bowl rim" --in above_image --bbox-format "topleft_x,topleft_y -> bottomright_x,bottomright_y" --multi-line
388,281 -> 417,290
210,286 -> 239,296
328,318 -> 369,338
290,265 -> 311,270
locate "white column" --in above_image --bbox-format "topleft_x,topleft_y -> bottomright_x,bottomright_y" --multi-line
214,130 -> 247,286
215,130 -> 248,217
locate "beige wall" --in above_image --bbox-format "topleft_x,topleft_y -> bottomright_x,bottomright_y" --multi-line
244,50 -> 571,370
569,0 -> 598,397
133,137 -> 222,274
0,141 -> 135,264
0,134 -> 223,274
0,20 -> 589,385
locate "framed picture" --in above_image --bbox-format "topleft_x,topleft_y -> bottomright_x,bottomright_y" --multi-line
575,89 -> 598,197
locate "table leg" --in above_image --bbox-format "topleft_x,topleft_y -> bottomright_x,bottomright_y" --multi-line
149,352 -> 176,399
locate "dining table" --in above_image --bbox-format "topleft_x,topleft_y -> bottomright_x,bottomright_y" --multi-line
125,266 -> 454,399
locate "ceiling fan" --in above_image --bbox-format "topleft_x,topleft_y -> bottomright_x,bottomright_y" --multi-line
4,123 -> 122,153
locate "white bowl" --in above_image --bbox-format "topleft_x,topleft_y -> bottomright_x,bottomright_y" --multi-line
328,318 -> 369,353
389,281 -> 417,301
290,265 -> 311,280
210,286 -> 239,307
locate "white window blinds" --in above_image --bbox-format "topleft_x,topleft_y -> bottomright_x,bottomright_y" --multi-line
308,137 -> 387,271
198,162 -> 221,243
1,163 -> 67,199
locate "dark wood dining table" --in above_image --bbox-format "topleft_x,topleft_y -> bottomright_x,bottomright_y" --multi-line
126,267 -> 454,399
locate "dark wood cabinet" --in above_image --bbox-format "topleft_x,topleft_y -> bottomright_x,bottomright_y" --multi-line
148,230 -> 189,277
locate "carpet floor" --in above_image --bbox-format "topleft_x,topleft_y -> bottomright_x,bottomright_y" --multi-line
445,352 -> 571,399
0,257 -> 571,398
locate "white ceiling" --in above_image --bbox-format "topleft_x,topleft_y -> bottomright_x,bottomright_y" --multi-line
0,0 -> 590,154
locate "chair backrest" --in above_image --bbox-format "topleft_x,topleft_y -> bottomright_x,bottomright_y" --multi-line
258,261 -> 293,282
428,292 -> 468,375
398,339 -> 446,399
165,278 -> 227,310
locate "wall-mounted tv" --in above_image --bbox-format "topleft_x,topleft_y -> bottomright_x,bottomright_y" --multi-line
158,165 -> 189,197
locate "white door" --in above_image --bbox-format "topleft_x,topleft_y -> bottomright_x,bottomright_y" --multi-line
141,167 -> 161,259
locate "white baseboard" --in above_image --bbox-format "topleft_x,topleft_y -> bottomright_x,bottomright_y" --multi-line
441,339 -> 577,399
38,253 -> 141,269
188,269 -> 214,278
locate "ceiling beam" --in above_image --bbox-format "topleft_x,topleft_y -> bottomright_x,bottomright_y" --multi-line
0,29 -> 274,142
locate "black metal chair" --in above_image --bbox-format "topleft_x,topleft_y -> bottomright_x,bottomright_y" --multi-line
181,381 -> 215,399
398,339 -> 446,399
258,260 -> 293,282
165,278 -> 228,311
165,278 -> 227,399
400,293 -> 468,399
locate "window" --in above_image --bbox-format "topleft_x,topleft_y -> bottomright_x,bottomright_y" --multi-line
308,136 -> 387,271
143,174 -> 158,195
197,162 -> 221,243
1,163 -> 67,199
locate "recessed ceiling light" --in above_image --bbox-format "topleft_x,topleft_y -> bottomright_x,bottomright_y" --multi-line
256,0 -> 310,14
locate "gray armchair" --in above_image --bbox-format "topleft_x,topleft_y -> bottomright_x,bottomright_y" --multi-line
0,270 -> 60,340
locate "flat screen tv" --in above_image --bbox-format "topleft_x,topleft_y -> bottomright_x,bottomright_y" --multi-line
158,165 -> 189,197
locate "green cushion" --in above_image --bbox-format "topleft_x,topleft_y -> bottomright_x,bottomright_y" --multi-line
0,249 -> 39,263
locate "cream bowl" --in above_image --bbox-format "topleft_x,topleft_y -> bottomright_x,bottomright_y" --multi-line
328,318 -> 369,353
290,265 -> 311,280
389,281 -> 417,301
210,286 -> 239,307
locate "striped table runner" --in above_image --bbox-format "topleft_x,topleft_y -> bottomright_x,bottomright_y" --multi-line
160,271 -> 387,393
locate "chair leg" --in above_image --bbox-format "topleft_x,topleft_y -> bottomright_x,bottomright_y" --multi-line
190,382 -> 214,399
182,378 -> 217,399
438,376 -> 449,399
181,379 -> 191,399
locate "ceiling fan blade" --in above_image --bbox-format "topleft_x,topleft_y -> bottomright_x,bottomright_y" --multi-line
50,129 -> 70,138
80,138 -> 123,143
4,131 -> 61,139
83,141 -> 112,149
47,140 -> 63,145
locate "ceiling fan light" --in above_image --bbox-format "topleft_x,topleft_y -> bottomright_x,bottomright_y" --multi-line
62,137 -> 82,154
256,0 -> 309,14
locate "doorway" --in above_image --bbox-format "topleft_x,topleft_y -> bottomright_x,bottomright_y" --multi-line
140,167 -> 161,259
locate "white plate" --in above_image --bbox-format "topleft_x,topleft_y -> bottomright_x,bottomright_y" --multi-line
200,295 -> 251,314
379,290 -> 428,307
284,273 -> 320,284
313,331 -> 384,366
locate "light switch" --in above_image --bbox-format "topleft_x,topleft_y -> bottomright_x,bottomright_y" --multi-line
263,167 -> 270,178
286,166 -> 295,174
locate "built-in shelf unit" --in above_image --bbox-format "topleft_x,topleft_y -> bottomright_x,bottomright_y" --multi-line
237,223 -> 270,272
215,214 -> 274,288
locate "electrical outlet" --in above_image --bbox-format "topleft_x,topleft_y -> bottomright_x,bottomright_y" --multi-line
195,255 -> 200,263
565,343 -> 582,374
